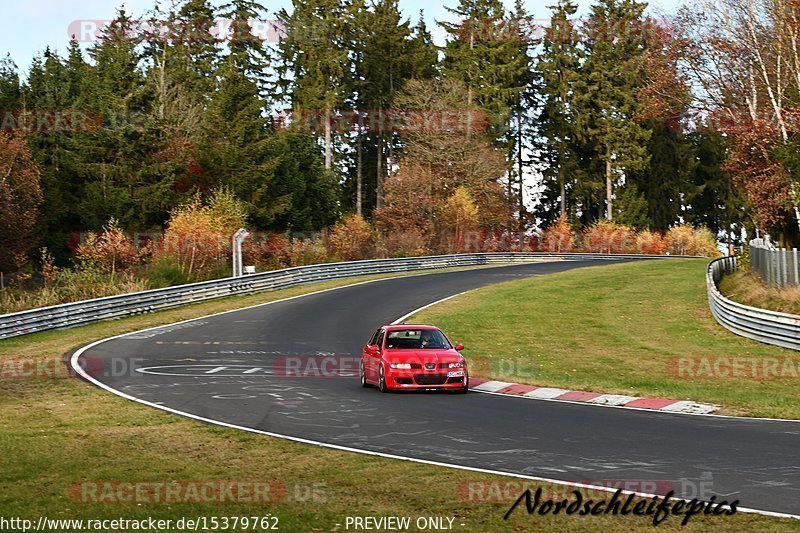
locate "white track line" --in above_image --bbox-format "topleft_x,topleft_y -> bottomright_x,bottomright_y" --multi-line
69,265 -> 800,521
391,290 -> 470,324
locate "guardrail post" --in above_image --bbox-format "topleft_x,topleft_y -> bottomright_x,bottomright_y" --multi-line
781,248 -> 788,287
770,247 -> 775,285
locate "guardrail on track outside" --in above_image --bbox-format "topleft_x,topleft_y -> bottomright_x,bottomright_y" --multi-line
707,255 -> 800,350
0,252 -> 661,340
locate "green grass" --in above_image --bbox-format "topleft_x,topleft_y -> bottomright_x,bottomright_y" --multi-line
0,263 -> 796,531
414,259 -> 800,419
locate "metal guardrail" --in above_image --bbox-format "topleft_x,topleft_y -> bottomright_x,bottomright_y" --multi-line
0,252 -> 662,340
750,237 -> 800,287
707,255 -> 800,350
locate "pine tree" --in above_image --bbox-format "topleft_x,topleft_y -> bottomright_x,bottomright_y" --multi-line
23,48 -> 77,259
440,0 -> 528,141
202,54 -> 279,226
0,54 -> 21,110
686,129 -> 749,241
575,0 -> 651,221
352,0 -> 413,210
75,8 -> 153,229
277,0 -> 351,170
220,0 -> 271,95
406,12 -> 438,80
144,0 -> 220,102
507,0 -> 535,232
64,39 -> 87,103
537,0 -> 582,218
628,120 -> 694,230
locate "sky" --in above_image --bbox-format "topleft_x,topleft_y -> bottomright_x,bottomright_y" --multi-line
0,0 -> 685,75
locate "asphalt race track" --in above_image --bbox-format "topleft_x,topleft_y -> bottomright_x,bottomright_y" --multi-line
72,260 -> 800,517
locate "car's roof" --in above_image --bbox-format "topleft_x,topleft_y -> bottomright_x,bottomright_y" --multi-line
383,324 -> 439,331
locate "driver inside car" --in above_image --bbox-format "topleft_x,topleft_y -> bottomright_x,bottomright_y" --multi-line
420,330 -> 442,349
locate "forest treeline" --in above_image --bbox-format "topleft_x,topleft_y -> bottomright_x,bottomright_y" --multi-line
1,0 -> 796,299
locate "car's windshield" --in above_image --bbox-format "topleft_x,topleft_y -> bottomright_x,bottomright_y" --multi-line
385,329 -> 451,349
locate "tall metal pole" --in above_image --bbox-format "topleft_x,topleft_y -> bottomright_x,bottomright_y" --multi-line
232,228 -> 250,277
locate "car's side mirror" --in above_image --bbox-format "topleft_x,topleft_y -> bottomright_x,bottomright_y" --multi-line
454,343 -> 464,351
368,344 -> 381,354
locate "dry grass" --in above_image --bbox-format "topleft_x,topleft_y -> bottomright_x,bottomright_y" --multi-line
718,270 -> 800,315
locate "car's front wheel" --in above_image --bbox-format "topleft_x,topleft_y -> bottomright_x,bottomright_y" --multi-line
360,361 -> 369,388
378,364 -> 388,393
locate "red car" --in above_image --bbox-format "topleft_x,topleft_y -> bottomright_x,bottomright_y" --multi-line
360,324 -> 468,393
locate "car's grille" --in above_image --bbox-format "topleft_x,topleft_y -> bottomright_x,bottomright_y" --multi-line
414,374 -> 448,386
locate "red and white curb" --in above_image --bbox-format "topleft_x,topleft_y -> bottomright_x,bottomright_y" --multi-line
468,378 -> 718,415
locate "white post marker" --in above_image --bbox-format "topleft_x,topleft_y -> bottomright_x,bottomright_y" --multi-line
232,228 -> 250,277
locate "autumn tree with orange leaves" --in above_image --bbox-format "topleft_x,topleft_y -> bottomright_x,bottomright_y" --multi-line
375,79 -> 513,252
0,132 -> 42,273
674,0 -> 800,241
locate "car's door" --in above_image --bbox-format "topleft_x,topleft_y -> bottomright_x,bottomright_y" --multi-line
366,328 -> 385,381
363,328 -> 382,381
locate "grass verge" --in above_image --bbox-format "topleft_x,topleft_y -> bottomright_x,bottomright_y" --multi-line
0,263 -> 796,531
414,259 -> 800,419
718,270 -> 800,315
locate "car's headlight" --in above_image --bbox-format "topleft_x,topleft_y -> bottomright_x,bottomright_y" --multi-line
448,362 -> 465,368
390,363 -> 412,369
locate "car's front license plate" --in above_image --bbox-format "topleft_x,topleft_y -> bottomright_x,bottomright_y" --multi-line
447,371 -> 464,377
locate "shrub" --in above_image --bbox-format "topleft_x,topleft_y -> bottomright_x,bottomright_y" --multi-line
666,225 -> 720,257
523,234 -> 540,252
485,230 -> 533,252
147,256 -> 190,288
155,189 -> 248,279
243,231 -> 290,270
384,229 -> 430,257
76,218 -> 141,276
328,214 -> 375,261
635,231 -> 668,255
0,264 -> 149,314
581,221 -> 636,254
441,187 -> 479,252
284,237 -> 328,267
541,215 -> 576,252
